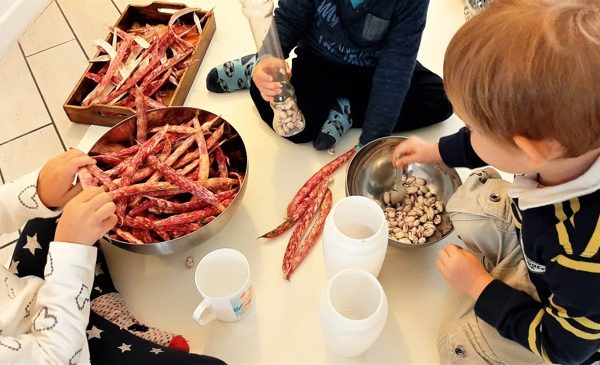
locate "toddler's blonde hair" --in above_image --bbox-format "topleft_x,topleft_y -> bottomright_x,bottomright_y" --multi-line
444,0 -> 600,157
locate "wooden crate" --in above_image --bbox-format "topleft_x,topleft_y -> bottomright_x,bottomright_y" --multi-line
63,2 -> 216,127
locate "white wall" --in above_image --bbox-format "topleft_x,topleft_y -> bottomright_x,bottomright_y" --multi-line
0,0 -> 51,58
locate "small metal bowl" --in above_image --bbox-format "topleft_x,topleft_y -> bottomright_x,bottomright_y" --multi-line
89,107 -> 248,255
345,136 -> 461,248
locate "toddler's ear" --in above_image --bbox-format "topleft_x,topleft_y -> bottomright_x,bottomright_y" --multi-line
513,135 -> 566,167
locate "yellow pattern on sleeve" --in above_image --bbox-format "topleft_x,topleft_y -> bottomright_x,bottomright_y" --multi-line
554,203 -> 573,255
582,215 -> 600,258
528,309 -> 545,357
552,255 -> 600,273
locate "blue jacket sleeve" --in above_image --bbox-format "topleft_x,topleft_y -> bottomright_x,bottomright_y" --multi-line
438,127 -> 487,169
274,0 -> 315,58
358,1 -> 428,145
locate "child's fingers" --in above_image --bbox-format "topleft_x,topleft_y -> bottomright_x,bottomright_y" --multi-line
62,157 -> 95,181
438,245 -> 451,259
260,92 -> 274,102
60,184 -> 83,204
435,257 -> 448,279
76,187 -> 110,206
70,155 -> 96,169
87,192 -> 114,212
394,155 -> 416,169
258,80 -> 282,93
62,149 -> 91,165
99,214 -> 118,234
393,141 -> 414,161
63,148 -> 87,158
438,244 -> 460,265
255,79 -> 281,101
445,244 -> 463,256
253,70 -> 273,83
95,200 -> 117,221
392,144 -> 414,168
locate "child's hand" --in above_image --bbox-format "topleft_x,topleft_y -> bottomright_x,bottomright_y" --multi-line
436,244 -> 493,299
253,58 -> 291,102
54,187 -> 117,246
37,149 -> 97,208
392,136 -> 442,168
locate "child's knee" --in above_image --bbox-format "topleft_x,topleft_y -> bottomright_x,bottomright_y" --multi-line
446,168 -> 518,261
438,311 -> 545,365
447,168 -> 513,231
437,313 -> 499,365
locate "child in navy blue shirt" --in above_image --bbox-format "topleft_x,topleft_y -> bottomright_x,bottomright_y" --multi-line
394,0 -> 600,363
207,0 -> 452,151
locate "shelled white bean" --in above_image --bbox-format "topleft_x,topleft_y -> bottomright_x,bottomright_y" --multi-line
383,175 -> 444,245
272,97 -> 305,136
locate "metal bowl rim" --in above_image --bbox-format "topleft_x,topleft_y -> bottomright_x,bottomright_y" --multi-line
345,135 -> 461,248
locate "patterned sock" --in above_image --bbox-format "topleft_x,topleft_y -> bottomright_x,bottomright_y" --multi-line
91,292 -> 190,352
206,53 -> 257,93
313,98 -> 353,151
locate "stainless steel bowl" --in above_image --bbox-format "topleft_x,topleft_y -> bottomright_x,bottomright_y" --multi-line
89,107 -> 248,255
345,136 -> 461,248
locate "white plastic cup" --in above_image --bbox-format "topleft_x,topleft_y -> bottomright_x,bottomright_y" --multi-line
323,196 -> 388,277
192,248 -> 253,325
320,268 -> 388,357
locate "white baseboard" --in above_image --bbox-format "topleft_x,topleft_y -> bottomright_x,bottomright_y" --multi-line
0,0 -> 51,58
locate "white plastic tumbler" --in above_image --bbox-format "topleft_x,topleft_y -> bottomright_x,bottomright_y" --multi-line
322,196 -> 388,278
319,268 -> 388,357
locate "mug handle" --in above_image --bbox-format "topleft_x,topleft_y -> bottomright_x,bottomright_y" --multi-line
193,300 -> 217,325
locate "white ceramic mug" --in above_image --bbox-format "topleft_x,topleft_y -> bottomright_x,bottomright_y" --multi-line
320,268 -> 388,357
193,248 -> 253,325
322,196 -> 388,277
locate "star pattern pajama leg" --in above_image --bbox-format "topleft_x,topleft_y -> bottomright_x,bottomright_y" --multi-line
11,217 -> 227,364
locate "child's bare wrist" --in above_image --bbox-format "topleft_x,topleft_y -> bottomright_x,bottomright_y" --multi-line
433,143 -> 442,162
469,274 -> 494,299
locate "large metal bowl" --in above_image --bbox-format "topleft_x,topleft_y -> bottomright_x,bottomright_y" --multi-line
89,107 -> 248,255
346,136 -> 461,248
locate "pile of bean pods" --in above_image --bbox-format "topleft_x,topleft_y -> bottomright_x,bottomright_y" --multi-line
79,102 -> 243,244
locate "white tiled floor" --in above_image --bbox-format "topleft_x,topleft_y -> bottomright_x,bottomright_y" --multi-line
19,1 -> 75,57
28,40 -> 90,147
0,44 -> 52,145
57,0 -> 121,58
0,0 -> 467,274
0,0 -> 124,264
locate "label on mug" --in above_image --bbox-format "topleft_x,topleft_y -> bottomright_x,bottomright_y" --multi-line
231,285 -> 253,319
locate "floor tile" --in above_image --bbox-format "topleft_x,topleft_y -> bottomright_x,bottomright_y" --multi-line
28,40 -> 90,148
20,1 -> 75,57
0,126 -> 64,182
0,43 -> 51,145
112,0 -> 213,13
112,0 -> 155,12
56,0 -> 120,58
0,0 -> 49,60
